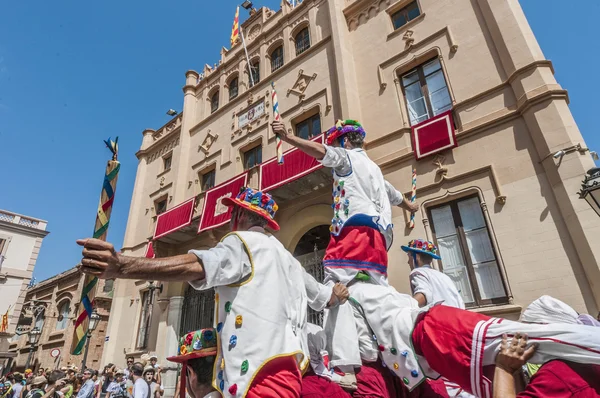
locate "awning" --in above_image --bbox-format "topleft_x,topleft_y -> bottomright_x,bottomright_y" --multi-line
411,110 -> 457,160
153,197 -> 196,239
198,173 -> 248,233
260,134 -> 324,192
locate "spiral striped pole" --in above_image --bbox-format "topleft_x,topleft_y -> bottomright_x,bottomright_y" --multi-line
409,168 -> 417,229
271,82 -> 284,164
71,138 -> 120,356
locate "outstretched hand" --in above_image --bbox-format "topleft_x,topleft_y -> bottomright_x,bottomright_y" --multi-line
496,332 -> 537,374
76,238 -> 121,279
271,121 -> 290,142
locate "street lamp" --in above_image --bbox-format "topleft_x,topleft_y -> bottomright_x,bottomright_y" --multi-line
24,327 -> 41,370
81,309 -> 101,370
578,167 -> 600,217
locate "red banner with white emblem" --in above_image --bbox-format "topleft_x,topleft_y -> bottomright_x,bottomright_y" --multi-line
411,110 -> 457,160
260,134 -> 324,192
153,197 -> 196,239
198,173 -> 248,233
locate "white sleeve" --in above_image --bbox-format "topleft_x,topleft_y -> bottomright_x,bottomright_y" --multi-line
385,180 -> 404,206
188,234 -> 252,290
409,271 -> 433,305
302,268 -> 333,311
319,146 -> 352,176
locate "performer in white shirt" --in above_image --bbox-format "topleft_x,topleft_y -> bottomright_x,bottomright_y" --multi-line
78,187 -> 347,398
404,239 -> 465,309
272,119 -> 418,393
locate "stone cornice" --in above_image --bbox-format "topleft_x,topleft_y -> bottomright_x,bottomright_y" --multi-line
0,221 -> 49,238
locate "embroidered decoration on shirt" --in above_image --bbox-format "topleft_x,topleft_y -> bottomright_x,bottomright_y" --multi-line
393,363 -> 399,370
221,358 -> 225,370
401,351 -> 408,357
218,371 -> 223,380
228,384 -> 238,395
225,301 -> 232,313
229,335 -> 237,347
241,360 -> 249,373
235,315 -> 243,327
411,370 -> 419,378
403,377 -> 410,385
217,322 -> 224,332
390,347 -> 398,355
378,344 -> 385,352
219,380 -> 224,391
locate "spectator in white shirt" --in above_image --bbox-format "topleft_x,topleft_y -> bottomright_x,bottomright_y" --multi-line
130,364 -> 148,398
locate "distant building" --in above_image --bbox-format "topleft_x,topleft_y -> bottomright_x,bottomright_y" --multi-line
7,268 -> 113,372
0,209 -> 49,373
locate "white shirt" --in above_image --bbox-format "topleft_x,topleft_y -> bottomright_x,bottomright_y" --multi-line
409,265 -> 465,309
132,378 -> 148,398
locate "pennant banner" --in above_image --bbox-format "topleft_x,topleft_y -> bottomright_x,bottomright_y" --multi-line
198,173 -> 248,233
260,134 -> 323,192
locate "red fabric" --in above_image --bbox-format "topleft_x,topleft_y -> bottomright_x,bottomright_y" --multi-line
412,305 -> 492,396
517,361 -> 600,398
198,173 -> 247,233
145,241 -> 155,258
260,134 -> 323,192
154,197 -> 195,239
410,110 -> 457,160
246,356 -> 302,398
301,368 -> 351,398
323,226 -> 388,275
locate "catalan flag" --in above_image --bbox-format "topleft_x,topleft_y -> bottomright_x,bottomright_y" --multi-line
230,6 -> 240,47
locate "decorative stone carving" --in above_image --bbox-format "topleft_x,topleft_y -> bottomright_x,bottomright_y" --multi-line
403,30 -> 415,47
160,177 -> 165,187
432,154 -> 448,177
248,25 -> 262,41
247,92 -> 254,105
287,69 -> 317,101
199,130 -> 218,155
148,137 -> 180,162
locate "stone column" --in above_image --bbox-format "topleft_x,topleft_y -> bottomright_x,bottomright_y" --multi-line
161,296 -> 184,398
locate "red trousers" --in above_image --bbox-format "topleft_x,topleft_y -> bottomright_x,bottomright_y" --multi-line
246,356 -> 302,398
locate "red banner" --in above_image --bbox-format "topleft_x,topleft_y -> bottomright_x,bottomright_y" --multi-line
411,110 -> 457,160
145,241 -> 155,258
198,173 -> 248,233
153,197 -> 196,239
260,134 -> 324,191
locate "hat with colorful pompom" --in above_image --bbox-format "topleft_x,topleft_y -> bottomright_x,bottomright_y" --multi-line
167,328 -> 217,364
401,239 -> 441,259
325,119 -> 366,146
222,187 -> 280,231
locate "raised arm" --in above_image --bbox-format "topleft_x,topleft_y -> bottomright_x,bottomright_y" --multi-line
271,121 -> 326,159
77,238 -> 204,281
493,333 -> 537,398
302,268 -> 348,311
385,180 -> 419,213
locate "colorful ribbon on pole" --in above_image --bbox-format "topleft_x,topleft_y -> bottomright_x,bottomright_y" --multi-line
271,82 -> 284,164
409,168 -> 417,229
71,138 -> 120,355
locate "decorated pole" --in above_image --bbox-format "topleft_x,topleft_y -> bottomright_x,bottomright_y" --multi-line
71,138 -> 120,356
271,82 -> 284,164
409,168 -> 417,229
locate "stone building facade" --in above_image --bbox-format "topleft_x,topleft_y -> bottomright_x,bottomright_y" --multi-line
102,0 -> 600,396
0,210 -> 49,373
8,268 -> 112,372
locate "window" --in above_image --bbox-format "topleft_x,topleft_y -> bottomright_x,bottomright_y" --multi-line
401,58 -> 452,125
163,154 -> 172,171
295,28 -> 311,55
243,145 -> 262,170
229,77 -> 239,100
391,1 -> 421,30
201,170 -> 216,192
56,301 -> 69,330
34,309 -> 45,331
103,279 -> 114,293
249,60 -> 260,87
0,238 -> 7,268
271,46 -> 284,72
136,290 -> 151,349
428,196 -> 508,307
210,91 -> 219,113
155,198 -> 167,215
295,114 -> 321,139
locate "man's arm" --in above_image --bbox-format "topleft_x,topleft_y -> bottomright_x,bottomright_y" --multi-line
410,272 -> 432,307
271,121 -> 326,160
384,180 -> 419,213
413,293 -> 427,307
77,239 -> 204,281
493,333 -> 537,398
302,268 -> 348,311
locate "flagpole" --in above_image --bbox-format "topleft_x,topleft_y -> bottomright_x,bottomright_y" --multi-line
240,24 -> 255,87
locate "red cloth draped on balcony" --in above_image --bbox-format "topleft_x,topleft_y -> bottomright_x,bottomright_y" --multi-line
411,110 -> 457,160
145,240 -> 155,258
198,173 -> 248,233
153,197 -> 196,239
260,134 -> 323,192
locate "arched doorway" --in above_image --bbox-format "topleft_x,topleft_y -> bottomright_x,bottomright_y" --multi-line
179,287 -> 215,336
293,225 -> 330,326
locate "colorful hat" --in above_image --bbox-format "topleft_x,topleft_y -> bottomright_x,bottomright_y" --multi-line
325,119 -> 366,146
167,328 -> 218,364
222,187 -> 280,231
401,239 -> 441,259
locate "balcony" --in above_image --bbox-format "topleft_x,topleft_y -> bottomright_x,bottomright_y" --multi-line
0,210 -> 48,231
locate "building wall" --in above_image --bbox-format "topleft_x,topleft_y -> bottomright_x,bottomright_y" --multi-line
8,269 -> 112,372
0,210 -> 49,335
104,0 -> 600,395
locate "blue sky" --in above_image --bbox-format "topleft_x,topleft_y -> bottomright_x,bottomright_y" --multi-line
1,0 -> 598,282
